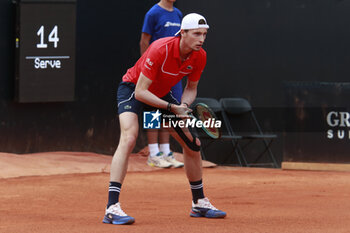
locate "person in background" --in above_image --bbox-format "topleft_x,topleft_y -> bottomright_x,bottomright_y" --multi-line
140,0 -> 184,168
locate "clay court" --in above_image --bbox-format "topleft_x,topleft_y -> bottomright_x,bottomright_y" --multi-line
1,151 -> 349,233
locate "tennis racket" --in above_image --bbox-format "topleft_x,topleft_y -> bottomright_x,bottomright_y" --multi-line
189,103 -> 221,139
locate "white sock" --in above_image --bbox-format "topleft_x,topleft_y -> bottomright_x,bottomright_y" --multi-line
148,143 -> 159,157
159,143 -> 171,156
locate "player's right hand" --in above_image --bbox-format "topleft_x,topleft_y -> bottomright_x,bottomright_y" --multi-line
172,104 -> 192,118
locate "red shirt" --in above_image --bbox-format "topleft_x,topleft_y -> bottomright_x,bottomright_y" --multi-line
122,36 -> 207,97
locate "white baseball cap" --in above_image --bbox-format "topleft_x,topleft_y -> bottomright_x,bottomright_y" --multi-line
175,13 -> 209,36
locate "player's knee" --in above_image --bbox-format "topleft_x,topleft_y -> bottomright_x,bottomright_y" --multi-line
121,134 -> 138,148
188,137 -> 200,152
184,146 -> 201,156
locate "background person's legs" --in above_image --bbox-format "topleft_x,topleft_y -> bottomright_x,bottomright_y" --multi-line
159,129 -> 171,155
159,129 -> 184,168
149,85 -> 185,168
146,129 -> 173,168
146,125 -> 184,168
147,129 -> 159,156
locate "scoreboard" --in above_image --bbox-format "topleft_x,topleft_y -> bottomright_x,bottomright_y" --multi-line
14,0 -> 76,102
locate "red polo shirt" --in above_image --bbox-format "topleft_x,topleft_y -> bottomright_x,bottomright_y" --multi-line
122,36 -> 207,97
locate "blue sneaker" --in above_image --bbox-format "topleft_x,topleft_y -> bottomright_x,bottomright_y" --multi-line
102,203 -> 135,225
190,197 -> 226,218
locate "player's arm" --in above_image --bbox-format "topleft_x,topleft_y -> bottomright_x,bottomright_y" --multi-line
181,50 -> 206,107
181,80 -> 199,108
135,72 -> 190,115
135,72 -> 168,109
139,33 -> 152,56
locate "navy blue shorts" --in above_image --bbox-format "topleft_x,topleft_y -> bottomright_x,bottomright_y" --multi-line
171,80 -> 183,103
117,82 -> 180,115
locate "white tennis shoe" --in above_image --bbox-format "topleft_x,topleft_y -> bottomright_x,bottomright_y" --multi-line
147,152 -> 172,168
102,203 -> 135,225
163,152 -> 184,168
190,197 -> 226,218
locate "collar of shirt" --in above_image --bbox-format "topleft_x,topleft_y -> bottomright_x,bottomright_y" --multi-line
173,36 -> 197,64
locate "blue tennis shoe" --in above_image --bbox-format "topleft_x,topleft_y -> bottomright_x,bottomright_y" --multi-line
190,197 -> 226,218
102,203 -> 135,225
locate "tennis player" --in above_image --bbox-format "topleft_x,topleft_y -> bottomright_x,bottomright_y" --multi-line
103,13 -> 226,225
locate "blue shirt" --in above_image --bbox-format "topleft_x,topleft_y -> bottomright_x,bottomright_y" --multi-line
142,4 -> 182,43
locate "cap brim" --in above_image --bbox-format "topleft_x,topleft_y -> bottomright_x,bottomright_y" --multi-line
199,25 -> 209,29
174,29 -> 181,36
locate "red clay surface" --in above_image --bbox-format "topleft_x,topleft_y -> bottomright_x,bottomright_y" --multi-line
0,151 -> 350,233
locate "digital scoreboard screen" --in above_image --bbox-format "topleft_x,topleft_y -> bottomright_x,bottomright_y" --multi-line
14,0 -> 76,102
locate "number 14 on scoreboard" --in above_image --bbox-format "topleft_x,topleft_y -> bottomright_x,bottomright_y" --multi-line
36,25 -> 59,48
